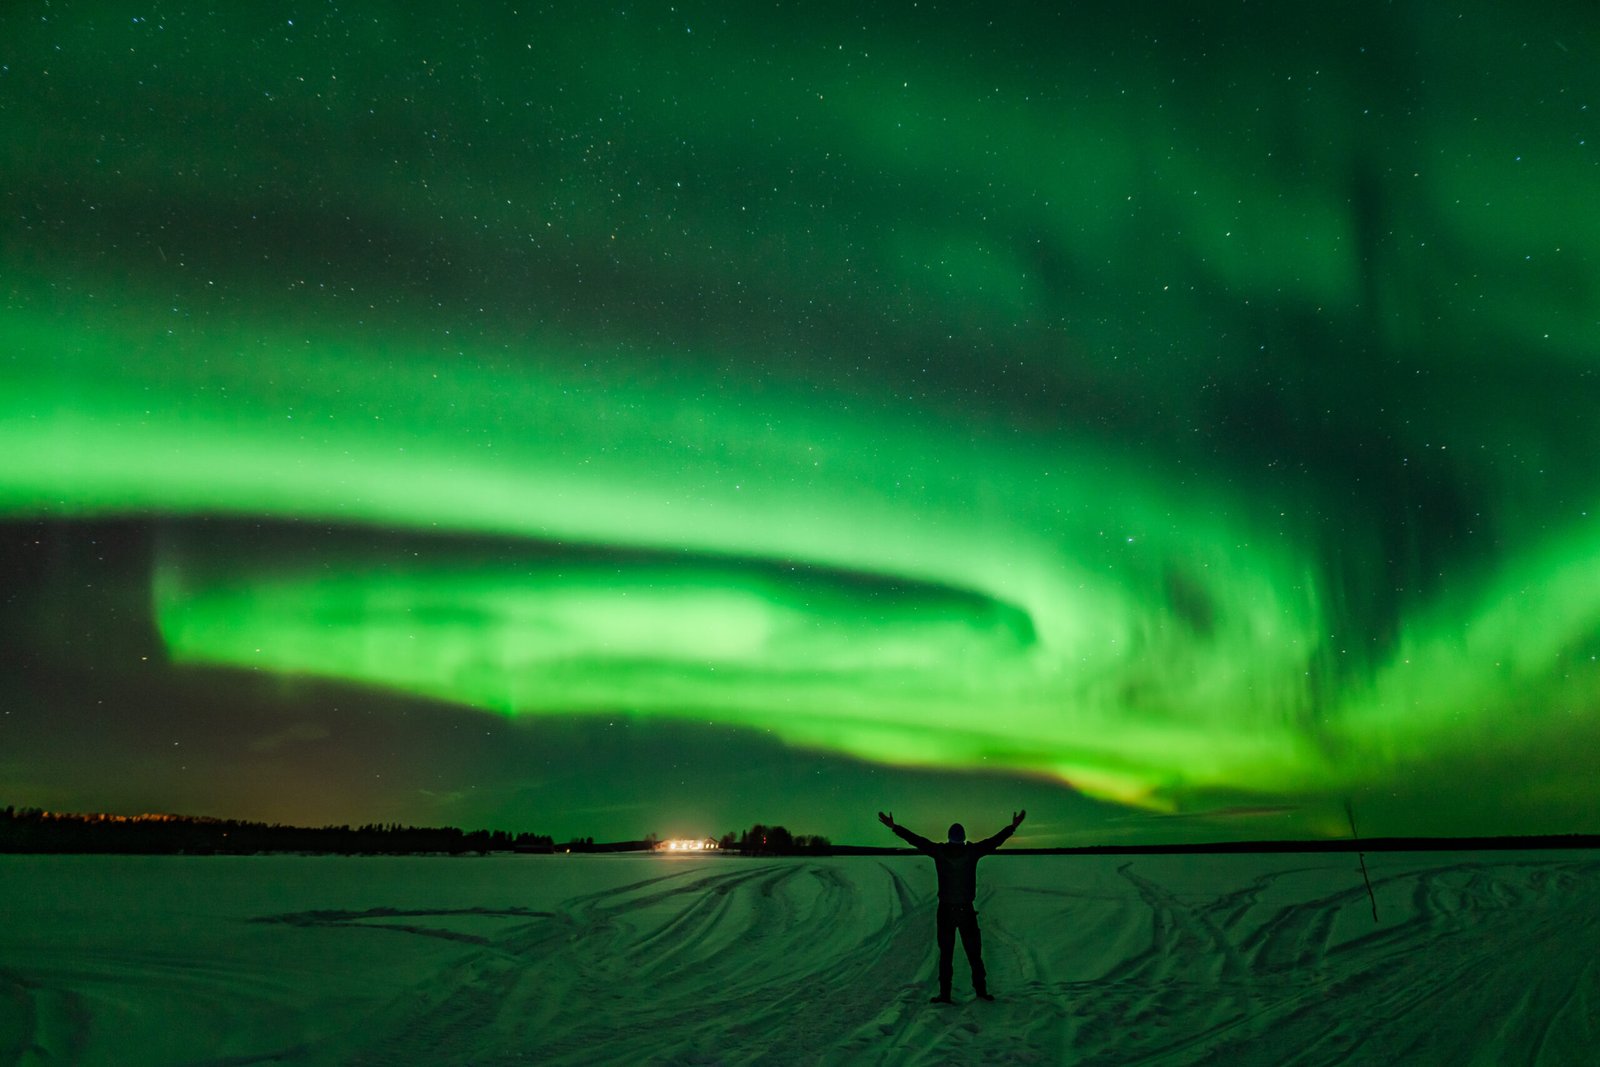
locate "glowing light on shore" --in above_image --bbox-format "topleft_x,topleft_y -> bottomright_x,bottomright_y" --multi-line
657,838 -> 719,852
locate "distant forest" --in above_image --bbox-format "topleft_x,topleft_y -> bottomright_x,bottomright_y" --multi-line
0,806 -> 833,856
5,807 -> 1593,856
0,806 -> 558,855
719,823 -> 832,856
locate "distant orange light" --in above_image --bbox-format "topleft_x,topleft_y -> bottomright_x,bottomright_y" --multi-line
656,838 -> 717,852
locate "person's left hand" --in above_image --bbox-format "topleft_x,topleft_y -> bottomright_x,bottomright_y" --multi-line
878,811 -> 895,829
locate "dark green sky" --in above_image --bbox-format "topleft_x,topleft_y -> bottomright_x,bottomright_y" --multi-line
2,2 -> 1597,844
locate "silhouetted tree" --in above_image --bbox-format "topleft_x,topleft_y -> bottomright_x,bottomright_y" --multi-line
729,823 -> 829,856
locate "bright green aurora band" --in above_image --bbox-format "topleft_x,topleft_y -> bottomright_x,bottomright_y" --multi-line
2,2 -> 1598,837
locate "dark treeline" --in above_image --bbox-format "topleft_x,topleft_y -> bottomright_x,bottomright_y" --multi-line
11,806 -> 1590,857
718,823 -> 832,856
0,806 -> 555,855
0,807 -> 837,856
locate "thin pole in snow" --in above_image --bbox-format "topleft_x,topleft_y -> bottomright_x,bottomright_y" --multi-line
1346,799 -> 1378,923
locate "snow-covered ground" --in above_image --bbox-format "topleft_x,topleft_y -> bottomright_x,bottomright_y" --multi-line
1,851 -> 1595,1064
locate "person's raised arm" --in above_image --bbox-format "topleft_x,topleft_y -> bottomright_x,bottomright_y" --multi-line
878,810 -> 936,853
974,809 -> 1025,854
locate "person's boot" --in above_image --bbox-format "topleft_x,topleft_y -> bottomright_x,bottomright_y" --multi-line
929,990 -> 953,1004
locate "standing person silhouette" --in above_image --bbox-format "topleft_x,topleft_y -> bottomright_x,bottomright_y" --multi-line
879,809 -> 1025,1003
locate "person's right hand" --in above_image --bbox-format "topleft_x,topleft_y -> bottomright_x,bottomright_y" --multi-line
878,811 -> 895,829
1012,809 -> 1027,828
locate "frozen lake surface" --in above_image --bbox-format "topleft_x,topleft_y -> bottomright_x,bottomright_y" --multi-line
2,851 -> 1597,1064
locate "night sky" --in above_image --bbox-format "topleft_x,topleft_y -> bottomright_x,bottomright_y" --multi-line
3,2 -> 1598,845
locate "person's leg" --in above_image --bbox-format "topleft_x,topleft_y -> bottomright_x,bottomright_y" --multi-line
934,906 -> 955,1000
958,908 -> 988,996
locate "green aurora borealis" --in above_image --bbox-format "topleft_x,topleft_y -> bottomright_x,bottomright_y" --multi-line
2,2 -> 1598,843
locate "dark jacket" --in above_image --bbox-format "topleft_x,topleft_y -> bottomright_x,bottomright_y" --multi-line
891,822 -> 1016,905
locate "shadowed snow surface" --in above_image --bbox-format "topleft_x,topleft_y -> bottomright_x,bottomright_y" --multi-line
1,853 -> 1597,1064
